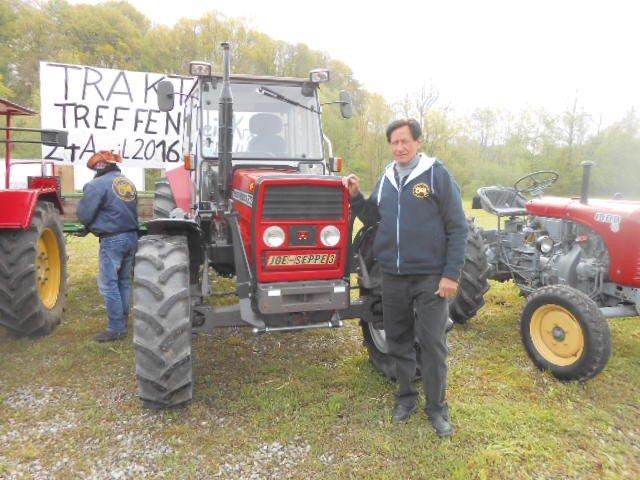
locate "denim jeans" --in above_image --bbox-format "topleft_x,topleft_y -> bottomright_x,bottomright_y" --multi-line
98,231 -> 138,333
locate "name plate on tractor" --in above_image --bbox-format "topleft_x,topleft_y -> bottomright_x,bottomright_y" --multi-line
266,252 -> 337,267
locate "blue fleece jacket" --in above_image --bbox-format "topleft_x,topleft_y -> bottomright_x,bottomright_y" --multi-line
351,153 -> 468,280
76,167 -> 139,236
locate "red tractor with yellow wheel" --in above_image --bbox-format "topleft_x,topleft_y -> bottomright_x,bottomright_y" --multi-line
472,162 -> 640,380
0,98 -> 69,336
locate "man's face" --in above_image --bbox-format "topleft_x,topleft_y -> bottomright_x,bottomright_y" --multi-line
389,125 -> 420,165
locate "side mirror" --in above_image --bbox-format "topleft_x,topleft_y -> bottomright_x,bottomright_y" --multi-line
157,80 -> 175,112
339,91 -> 353,119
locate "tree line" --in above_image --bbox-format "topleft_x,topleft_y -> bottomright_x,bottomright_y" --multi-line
2,0 -> 638,197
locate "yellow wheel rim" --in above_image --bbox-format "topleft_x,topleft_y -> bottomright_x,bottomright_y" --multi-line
37,228 -> 62,309
530,304 -> 585,366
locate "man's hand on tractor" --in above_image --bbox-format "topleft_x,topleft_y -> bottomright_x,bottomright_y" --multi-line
435,277 -> 459,299
342,173 -> 361,198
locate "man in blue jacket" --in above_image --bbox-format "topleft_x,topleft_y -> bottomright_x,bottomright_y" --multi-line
77,151 -> 139,342
343,119 -> 467,436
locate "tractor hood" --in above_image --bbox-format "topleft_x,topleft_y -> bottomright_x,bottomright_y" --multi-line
230,168 -> 350,283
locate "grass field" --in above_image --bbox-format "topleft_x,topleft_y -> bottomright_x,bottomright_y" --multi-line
0,205 -> 639,479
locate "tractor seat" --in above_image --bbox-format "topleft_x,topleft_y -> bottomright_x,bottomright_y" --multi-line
248,113 -> 287,157
477,186 -> 528,217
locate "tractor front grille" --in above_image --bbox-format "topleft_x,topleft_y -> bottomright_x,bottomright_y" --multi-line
262,185 -> 344,220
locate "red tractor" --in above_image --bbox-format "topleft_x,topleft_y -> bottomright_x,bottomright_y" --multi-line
473,163 -> 640,380
0,98 -> 69,336
133,43 -> 489,408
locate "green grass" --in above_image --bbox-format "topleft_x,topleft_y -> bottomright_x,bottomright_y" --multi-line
0,210 -> 639,479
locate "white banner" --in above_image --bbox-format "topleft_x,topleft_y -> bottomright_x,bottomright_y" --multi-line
39,62 -> 195,168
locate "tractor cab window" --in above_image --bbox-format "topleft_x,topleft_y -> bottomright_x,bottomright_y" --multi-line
200,82 -> 323,160
183,85 -> 200,157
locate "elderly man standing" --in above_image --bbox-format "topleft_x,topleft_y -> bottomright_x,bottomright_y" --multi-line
76,151 -> 139,342
343,119 -> 467,436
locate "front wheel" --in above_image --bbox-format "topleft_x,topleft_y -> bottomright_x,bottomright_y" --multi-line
133,235 -> 193,408
520,285 -> 611,381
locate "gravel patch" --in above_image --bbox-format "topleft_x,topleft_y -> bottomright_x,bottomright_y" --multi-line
215,440 -> 312,479
3,386 -> 78,410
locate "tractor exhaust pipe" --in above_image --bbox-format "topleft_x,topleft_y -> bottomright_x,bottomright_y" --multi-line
580,160 -> 595,204
217,42 -> 233,211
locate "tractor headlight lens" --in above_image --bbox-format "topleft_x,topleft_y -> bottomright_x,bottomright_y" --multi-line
189,61 -> 212,76
263,226 -> 285,248
537,236 -> 554,254
309,68 -> 330,83
320,225 -> 340,247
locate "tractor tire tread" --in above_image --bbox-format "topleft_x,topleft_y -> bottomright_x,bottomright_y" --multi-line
133,234 -> 193,409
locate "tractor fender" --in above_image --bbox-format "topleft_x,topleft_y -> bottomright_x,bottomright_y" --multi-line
165,167 -> 194,214
144,218 -> 203,285
0,189 -> 63,229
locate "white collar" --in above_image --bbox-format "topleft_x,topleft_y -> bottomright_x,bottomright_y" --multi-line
383,153 -> 436,191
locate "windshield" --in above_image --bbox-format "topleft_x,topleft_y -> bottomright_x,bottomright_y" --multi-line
200,81 -> 323,160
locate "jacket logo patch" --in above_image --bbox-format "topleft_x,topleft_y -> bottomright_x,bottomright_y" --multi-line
413,182 -> 431,199
112,176 -> 137,202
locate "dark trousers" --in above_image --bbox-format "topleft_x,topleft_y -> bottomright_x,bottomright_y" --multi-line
382,273 -> 449,417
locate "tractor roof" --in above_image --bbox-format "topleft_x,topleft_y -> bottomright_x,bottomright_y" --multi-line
212,73 -> 312,86
0,98 -> 37,116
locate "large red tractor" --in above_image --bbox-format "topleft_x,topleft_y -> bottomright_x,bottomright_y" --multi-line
473,163 -> 640,380
133,43 -> 489,408
0,98 -> 69,336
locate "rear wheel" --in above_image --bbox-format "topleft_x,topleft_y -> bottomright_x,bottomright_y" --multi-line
358,220 -> 487,381
449,221 -> 490,324
153,178 -> 177,218
133,235 -> 193,408
521,285 -> 611,381
0,201 -> 67,336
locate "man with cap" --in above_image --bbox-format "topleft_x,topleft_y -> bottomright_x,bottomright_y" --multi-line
77,151 -> 139,342
343,119 -> 467,437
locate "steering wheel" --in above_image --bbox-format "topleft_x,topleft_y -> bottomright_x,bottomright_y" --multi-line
513,171 -> 559,196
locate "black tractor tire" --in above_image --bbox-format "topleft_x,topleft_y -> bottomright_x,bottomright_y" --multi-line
449,221 -> 490,324
153,178 -> 177,218
361,318 -> 421,382
520,285 -> 611,381
133,235 -> 193,408
0,201 -> 67,337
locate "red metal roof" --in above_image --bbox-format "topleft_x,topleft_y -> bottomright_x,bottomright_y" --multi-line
0,98 -> 37,116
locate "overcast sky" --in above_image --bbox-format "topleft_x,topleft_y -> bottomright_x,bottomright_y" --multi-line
71,0 -> 639,124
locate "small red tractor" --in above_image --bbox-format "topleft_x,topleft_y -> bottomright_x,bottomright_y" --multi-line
133,43 -> 489,408
472,164 -> 640,380
0,98 -> 69,336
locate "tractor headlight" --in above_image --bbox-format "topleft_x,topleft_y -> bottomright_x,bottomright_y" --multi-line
537,236 -> 554,254
320,225 -> 340,247
263,226 -> 285,248
309,68 -> 330,83
189,61 -> 212,76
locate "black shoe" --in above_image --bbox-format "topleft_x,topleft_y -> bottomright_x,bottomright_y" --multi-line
429,414 -> 455,437
93,330 -> 126,342
392,403 -> 417,423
